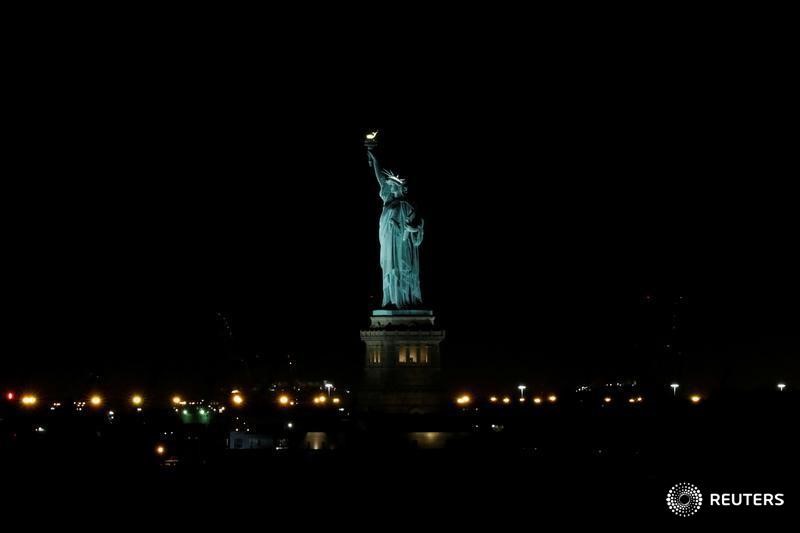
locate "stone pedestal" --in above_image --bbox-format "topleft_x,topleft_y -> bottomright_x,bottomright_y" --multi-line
359,310 -> 445,414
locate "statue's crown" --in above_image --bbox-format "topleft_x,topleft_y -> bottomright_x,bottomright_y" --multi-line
383,169 -> 406,185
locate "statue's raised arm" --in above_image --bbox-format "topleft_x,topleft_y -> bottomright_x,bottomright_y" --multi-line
367,150 -> 386,187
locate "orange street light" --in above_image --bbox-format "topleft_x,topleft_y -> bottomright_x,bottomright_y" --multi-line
455,394 -> 471,406
21,394 -> 38,407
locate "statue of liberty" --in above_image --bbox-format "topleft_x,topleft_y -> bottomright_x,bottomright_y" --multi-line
366,133 -> 424,309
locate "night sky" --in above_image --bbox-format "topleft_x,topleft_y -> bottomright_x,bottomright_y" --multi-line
3,48 -> 798,397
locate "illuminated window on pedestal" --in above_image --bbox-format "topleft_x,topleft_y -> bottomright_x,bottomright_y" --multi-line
408,345 -> 418,363
398,345 -> 430,365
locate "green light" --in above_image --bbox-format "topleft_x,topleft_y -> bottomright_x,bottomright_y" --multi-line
182,409 -> 189,415
199,409 -> 206,415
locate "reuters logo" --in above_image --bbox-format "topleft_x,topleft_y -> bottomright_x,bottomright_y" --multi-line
666,483 -> 703,517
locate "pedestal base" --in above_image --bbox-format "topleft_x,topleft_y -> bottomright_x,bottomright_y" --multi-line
358,310 -> 445,414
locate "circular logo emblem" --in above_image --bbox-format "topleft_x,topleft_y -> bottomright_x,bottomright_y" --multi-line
666,483 -> 703,517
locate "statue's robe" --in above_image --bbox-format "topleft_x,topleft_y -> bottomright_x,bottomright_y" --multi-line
379,186 -> 423,308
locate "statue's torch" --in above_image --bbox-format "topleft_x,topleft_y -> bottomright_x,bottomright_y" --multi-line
365,130 -> 378,149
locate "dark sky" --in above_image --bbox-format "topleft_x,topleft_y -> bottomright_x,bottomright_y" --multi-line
2,40 -> 798,397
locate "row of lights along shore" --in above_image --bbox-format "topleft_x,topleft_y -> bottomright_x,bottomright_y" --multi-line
456,393 -> 698,406
456,382 -> 790,407
7,382 -> 789,410
6,389 -> 345,410
11,392 -> 152,410
457,393 -> 559,406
